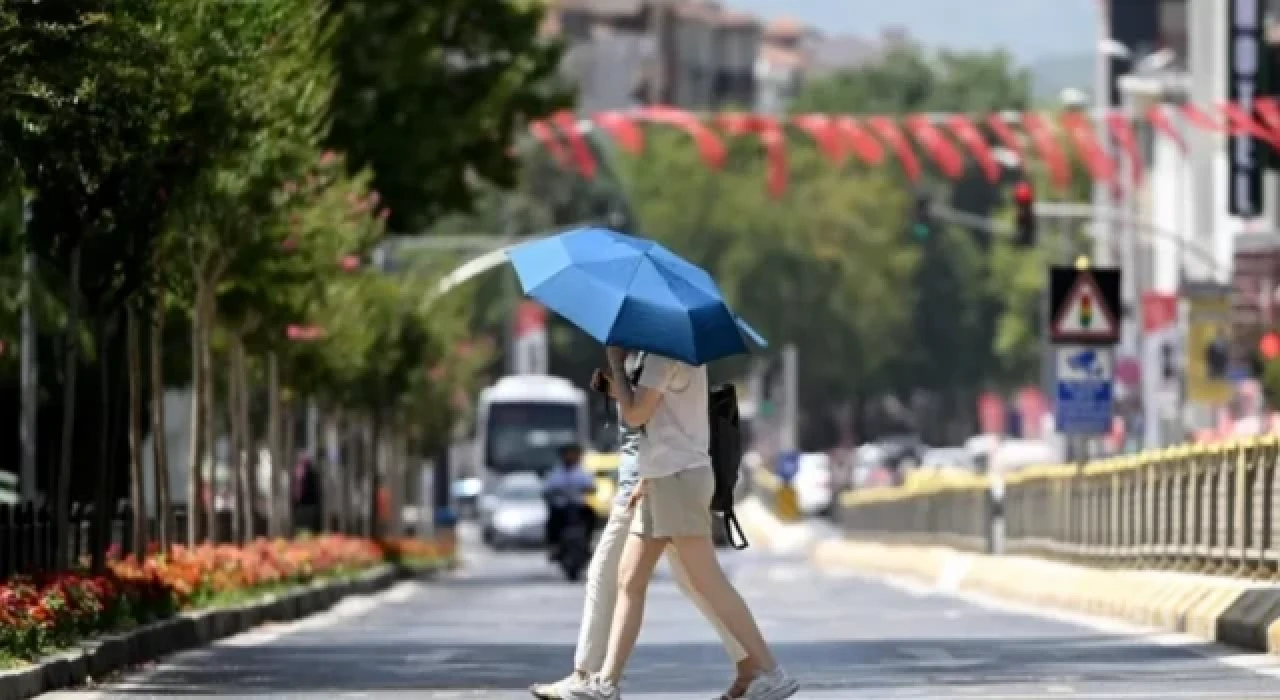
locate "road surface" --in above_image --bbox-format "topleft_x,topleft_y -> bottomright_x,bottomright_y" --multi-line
48,523 -> 1280,699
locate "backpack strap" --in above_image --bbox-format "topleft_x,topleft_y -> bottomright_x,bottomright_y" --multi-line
720,509 -> 750,550
627,352 -> 647,387
624,352 -> 648,434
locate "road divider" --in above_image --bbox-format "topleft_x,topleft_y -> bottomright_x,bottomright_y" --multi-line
814,538 -> 1280,654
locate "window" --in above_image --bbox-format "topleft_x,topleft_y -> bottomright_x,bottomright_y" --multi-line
484,403 -> 580,474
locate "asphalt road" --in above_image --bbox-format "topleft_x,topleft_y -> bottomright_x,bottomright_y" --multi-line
47,522 -> 1280,699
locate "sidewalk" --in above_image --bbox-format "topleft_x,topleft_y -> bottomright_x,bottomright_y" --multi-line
740,499 -> 1280,655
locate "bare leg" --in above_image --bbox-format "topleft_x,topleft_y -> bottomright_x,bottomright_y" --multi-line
598,533 -> 667,684
667,543 -> 756,696
670,534 -> 778,670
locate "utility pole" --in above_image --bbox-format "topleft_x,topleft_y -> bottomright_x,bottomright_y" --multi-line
779,344 -> 798,453
20,198 -> 36,504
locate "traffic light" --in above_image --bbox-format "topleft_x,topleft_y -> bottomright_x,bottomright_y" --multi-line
1013,181 -> 1036,247
910,188 -> 932,241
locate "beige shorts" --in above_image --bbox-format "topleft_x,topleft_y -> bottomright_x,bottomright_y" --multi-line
631,466 -> 714,539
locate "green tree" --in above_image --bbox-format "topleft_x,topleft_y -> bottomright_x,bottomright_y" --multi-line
790,41 -> 1041,441
325,0 -> 572,233
0,0 -> 211,567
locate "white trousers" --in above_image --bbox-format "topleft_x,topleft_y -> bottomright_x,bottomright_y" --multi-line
573,505 -> 747,671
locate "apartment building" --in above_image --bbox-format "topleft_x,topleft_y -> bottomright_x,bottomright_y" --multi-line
544,0 -> 761,111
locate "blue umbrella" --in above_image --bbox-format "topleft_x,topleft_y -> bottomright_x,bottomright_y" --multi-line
507,227 -> 767,365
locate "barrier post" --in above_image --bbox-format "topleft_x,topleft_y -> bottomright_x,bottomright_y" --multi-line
987,473 -> 1005,556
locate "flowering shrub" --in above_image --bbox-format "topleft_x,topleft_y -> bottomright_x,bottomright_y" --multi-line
378,536 -> 454,566
1,535 -> 387,664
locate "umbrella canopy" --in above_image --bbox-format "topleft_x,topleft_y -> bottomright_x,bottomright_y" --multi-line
507,227 -> 766,365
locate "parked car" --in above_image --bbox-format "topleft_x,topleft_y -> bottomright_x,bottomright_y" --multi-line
921,447 -> 976,471
480,472 -> 549,549
793,452 -> 834,516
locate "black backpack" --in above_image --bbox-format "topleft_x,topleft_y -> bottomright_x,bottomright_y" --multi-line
630,354 -> 749,550
708,383 -> 748,550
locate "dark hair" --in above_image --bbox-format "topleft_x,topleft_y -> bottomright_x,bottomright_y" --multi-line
558,443 -> 583,457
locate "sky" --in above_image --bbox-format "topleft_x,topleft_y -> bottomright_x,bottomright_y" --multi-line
723,0 -> 1099,63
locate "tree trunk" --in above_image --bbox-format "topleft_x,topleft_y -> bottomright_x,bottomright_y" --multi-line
369,411 -> 382,540
266,352 -> 283,537
186,285 -> 207,546
236,340 -> 254,541
151,290 -> 171,551
54,245 -> 81,570
227,338 -> 244,544
280,397 -> 296,537
126,306 -> 147,557
91,314 -> 116,574
201,296 -> 218,542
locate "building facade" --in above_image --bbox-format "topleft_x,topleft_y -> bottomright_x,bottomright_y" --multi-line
545,0 -> 761,112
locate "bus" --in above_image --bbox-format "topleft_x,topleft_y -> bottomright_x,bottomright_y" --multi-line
473,375 -> 590,492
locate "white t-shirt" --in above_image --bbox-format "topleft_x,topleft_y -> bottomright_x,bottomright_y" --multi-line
635,354 -> 709,479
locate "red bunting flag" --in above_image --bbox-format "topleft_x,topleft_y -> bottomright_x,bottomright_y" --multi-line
529,120 -> 571,168
1220,101 -> 1280,150
1105,111 -> 1143,185
867,116 -> 921,182
985,113 -> 1025,163
945,114 -> 1000,183
1060,111 -> 1115,184
1255,98 -> 1280,143
635,106 -> 727,170
792,114 -> 847,165
1145,104 -> 1186,153
592,111 -> 644,155
1021,112 -> 1072,191
552,110 -> 598,178
835,116 -> 886,166
716,112 -> 788,197
1180,103 -> 1228,133
904,115 -> 965,179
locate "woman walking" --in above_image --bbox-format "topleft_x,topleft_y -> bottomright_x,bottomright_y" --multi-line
531,351 -> 759,700
565,347 -> 798,700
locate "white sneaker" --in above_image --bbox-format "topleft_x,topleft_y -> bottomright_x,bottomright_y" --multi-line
529,672 -> 589,699
563,675 -> 620,700
741,668 -> 798,700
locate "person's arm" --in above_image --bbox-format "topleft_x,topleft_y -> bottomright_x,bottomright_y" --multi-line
607,348 -> 666,428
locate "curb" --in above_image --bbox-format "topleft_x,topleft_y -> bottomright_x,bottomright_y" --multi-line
815,538 -> 1280,654
0,561 -> 442,700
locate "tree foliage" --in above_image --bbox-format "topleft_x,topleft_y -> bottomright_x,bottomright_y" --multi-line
326,0 -> 572,233
0,0 -> 562,554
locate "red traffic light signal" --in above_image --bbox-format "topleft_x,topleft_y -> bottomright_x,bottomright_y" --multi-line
1013,181 -> 1035,246
1261,331 -> 1280,360
1013,181 -> 1033,204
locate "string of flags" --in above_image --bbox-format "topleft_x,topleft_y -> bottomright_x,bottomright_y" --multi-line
525,100 -> 1280,198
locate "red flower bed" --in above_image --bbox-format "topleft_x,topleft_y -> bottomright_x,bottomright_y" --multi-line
1,535 -> 385,664
378,535 -> 455,565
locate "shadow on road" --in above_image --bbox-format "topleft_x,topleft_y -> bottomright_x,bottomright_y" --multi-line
107,635 -> 1236,696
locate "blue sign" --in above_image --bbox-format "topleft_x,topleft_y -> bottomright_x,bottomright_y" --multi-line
1054,346 -> 1114,435
776,451 -> 800,483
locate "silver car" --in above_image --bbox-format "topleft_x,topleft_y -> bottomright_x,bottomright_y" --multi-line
480,472 -> 550,549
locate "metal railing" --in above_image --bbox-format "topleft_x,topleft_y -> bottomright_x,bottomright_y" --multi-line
832,436 -> 1280,576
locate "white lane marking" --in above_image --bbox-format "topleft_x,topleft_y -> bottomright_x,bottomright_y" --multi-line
44,580 -> 426,698
825,565 -> 1280,683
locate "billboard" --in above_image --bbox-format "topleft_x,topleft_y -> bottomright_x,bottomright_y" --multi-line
1186,286 -> 1233,405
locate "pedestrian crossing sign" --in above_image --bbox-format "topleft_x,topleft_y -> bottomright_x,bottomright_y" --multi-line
1050,269 -> 1119,343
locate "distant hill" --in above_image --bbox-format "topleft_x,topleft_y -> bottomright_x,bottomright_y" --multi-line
1028,52 -> 1094,103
